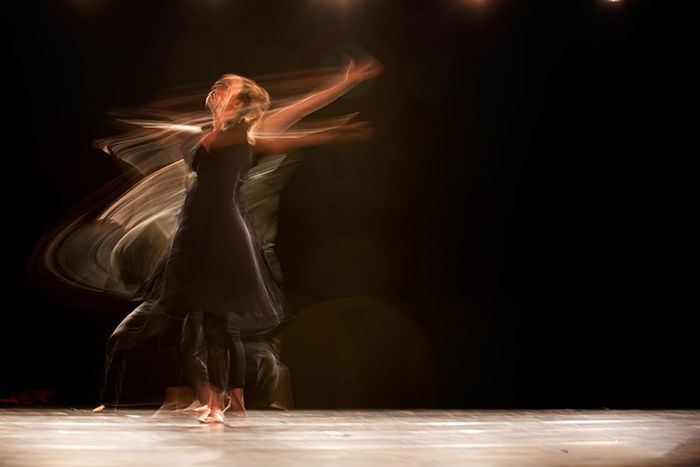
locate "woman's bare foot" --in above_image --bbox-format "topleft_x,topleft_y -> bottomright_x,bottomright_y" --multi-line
179,385 -> 217,414
152,386 -> 196,417
196,386 -> 226,424
197,409 -> 225,424
174,400 -> 209,414
152,402 -> 182,418
224,388 -> 247,418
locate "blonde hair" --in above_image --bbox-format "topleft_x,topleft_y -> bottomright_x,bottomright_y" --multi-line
206,74 -> 270,128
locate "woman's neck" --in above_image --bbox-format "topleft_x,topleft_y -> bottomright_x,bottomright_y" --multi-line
215,118 -> 240,132
201,121 -> 249,151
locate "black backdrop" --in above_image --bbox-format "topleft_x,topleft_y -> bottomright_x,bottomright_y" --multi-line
5,0 -> 695,409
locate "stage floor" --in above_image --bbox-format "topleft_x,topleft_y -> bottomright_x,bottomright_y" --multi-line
1,408 -> 699,466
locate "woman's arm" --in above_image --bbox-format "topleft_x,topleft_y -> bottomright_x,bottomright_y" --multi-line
256,56 -> 382,136
255,121 -> 374,156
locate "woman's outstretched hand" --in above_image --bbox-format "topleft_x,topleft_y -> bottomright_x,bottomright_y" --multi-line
328,120 -> 375,144
342,55 -> 384,84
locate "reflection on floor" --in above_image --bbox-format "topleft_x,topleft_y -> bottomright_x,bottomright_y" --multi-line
1,408 -> 699,466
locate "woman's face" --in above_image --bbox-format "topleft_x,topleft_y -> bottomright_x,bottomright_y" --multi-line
207,81 -> 244,116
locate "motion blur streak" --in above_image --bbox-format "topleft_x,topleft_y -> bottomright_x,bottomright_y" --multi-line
30,67 -> 356,307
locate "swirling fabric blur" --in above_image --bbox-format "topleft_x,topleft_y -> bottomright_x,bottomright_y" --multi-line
31,70 -> 351,301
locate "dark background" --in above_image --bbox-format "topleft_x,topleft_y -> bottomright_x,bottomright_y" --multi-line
5,0 -> 694,409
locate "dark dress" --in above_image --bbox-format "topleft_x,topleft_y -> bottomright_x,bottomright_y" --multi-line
103,134 -> 292,402
135,137 -> 289,332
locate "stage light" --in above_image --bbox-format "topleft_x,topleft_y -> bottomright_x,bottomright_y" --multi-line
454,0 -> 493,12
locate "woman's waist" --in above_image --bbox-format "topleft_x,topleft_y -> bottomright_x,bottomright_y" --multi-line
186,181 -> 242,198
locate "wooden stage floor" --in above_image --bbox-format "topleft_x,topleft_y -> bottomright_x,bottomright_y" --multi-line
1,408 -> 699,466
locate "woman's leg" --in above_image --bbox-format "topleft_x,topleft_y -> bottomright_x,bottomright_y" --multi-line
197,313 -> 226,423
224,311 -> 247,417
197,311 -> 247,422
178,311 -> 211,412
154,305 -> 193,414
97,301 -> 159,411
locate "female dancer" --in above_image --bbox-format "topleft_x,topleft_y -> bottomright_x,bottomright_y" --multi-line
102,56 -> 382,424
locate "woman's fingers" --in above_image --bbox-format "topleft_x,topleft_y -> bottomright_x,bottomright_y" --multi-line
336,112 -> 360,125
335,121 -> 375,141
341,53 -> 356,73
343,54 -> 384,81
344,121 -> 371,130
359,57 -> 383,76
342,52 -> 358,66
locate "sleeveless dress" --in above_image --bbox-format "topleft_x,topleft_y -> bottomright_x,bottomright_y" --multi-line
132,137 -> 289,333
100,135 -> 294,406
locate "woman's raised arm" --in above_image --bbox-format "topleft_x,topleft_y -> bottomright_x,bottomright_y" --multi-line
256,56 -> 382,136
